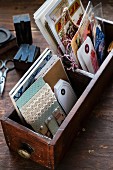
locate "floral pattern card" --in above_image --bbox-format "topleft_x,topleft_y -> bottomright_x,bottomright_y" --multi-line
45,0 -> 84,53
71,1 -> 93,65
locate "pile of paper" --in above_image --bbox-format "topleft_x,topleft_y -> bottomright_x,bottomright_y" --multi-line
34,0 -> 105,74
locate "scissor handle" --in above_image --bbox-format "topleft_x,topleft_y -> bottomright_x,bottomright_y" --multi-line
0,59 -> 14,78
0,59 -> 14,70
4,59 -> 15,70
0,60 -> 4,69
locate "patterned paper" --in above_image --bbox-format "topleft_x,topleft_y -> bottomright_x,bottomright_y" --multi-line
20,83 -> 60,132
16,77 -> 45,110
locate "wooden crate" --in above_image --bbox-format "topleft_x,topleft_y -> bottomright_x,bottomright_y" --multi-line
1,18 -> 113,170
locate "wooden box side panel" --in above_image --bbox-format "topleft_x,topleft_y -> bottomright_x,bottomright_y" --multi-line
50,51 -> 113,168
1,118 -> 53,169
67,69 -> 92,97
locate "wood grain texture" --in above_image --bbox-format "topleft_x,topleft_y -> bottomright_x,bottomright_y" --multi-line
1,0 -> 113,170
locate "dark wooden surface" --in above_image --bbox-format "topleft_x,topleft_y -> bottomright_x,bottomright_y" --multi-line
1,0 -> 113,169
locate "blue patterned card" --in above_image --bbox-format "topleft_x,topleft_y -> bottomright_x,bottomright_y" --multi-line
95,26 -> 105,66
13,50 -> 52,101
16,77 -> 45,110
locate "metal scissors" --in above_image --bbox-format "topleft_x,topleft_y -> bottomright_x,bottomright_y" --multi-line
0,59 -> 14,96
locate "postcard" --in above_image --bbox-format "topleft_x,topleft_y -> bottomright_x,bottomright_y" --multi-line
34,0 -> 59,53
16,77 -> 45,111
71,1 -> 93,64
9,49 -> 53,114
9,48 -> 49,97
45,0 -> 84,53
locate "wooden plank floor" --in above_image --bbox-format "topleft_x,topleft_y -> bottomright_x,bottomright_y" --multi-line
1,0 -> 113,169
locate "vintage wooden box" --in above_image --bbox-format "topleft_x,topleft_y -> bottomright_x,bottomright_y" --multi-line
1,18 -> 113,170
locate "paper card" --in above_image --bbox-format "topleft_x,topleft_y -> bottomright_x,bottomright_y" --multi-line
94,26 -> 105,65
35,54 -> 59,80
13,50 -> 52,100
77,36 -> 99,74
54,79 -> 77,114
38,123 -> 52,138
20,83 -> 60,133
78,2 -> 93,43
45,0 -> 84,53
34,0 -> 53,19
71,31 -> 80,65
52,106 -> 66,126
34,0 -> 59,53
43,59 -> 69,91
89,3 -> 105,46
77,47 -> 89,72
71,1 -> 93,60
45,115 -> 59,136
16,77 -> 45,111
9,49 -> 53,114
9,48 -> 49,97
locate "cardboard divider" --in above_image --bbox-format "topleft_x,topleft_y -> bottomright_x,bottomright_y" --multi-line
67,69 -> 93,97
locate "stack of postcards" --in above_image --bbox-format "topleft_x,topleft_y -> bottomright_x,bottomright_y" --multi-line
34,0 -> 105,75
